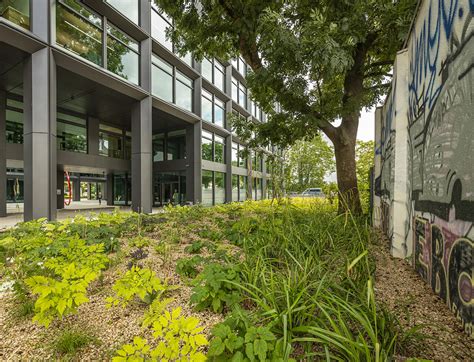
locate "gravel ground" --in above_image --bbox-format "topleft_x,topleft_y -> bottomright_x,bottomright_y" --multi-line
372,234 -> 473,361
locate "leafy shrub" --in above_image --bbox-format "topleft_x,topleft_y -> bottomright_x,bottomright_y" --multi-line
129,236 -> 151,249
175,256 -> 203,279
142,298 -> 174,328
106,266 -> 172,307
129,248 -> 149,261
26,263 -> 97,327
184,240 -> 205,254
190,263 -> 241,313
197,229 -> 222,242
115,307 -> 208,361
52,329 -> 95,355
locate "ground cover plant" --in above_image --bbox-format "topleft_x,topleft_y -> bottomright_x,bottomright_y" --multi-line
0,200 -> 460,360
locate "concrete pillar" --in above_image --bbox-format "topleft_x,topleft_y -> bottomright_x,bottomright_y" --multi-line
139,0 -> 151,34
87,116 -> 99,155
225,135 -> 232,202
31,0 -> 51,42
57,169 -> 64,210
73,176 -> 81,201
373,107 -> 383,228
391,49 -> 411,258
131,97 -> 152,213
23,47 -> 57,221
0,91 -> 6,217
106,173 -> 114,206
186,122 -> 202,204
262,154 -> 267,199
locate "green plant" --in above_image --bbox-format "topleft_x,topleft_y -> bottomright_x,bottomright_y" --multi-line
154,241 -> 172,265
142,297 -> 174,328
190,263 -> 241,313
175,255 -> 203,279
129,236 -> 151,249
114,308 -> 208,362
52,329 -> 95,355
106,266 -> 173,307
26,263 -> 96,327
184,240 -> 205,254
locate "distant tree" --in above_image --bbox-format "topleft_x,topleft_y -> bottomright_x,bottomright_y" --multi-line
355,140 -> 374,212
285,136 -> 335,193
154,0 -> 416,214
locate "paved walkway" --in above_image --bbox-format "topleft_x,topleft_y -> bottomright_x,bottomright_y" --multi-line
1,200 -> 163,231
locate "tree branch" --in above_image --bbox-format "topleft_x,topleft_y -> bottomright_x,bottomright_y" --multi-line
364,83 -> 391,91
364,71 -> 393,79
366,60 -> 393,69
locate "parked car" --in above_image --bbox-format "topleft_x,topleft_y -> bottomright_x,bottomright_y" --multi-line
301,188 -> 325,198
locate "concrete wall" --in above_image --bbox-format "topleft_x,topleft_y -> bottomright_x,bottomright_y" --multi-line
373,0 -> 473,335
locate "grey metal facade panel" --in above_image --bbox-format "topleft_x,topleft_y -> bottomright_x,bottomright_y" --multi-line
202,160 -> 227,173
57,151 -> 131,173
0,91 -> 6,216
152,96 -> 200,124
0,21 -> 47,53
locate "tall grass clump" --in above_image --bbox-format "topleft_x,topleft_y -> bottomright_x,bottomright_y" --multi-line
214,198 -> 410,360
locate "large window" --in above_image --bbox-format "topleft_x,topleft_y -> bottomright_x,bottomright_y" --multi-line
56,0 -> 103,66
232,77 -> 247,108
201,58 -> 225,92
57,112 -> 87,153
232,175 -> 239,202
57,1 -> 140,85
152,55 -> 193,112
253,151 -> 263,172
106,0 -> 139,24
202,90 -> 225,128
252,102 -> 261,121
0,0 -> 29,29
202,170 -> 226,205
239,176 -> 248,201
254,177 -> 262,200
231,142 -> 247,168
99,124 -> 129,159
107,23 -> 140,85
167,130 -> 186,160
231,57 -> 247,77
201,130 -> 226,164
153,133 -> 165,161
5,98 -> 23,144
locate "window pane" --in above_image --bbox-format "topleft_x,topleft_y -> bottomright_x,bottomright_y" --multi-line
56,2 -> 103,66
202,135 -> 213,161
176,80 -> 193,112
202,58 -> 213,83
107,26 -> 139,85
215,172 -> 225,204
239,84 -> 246,107
214,103 -> 225,128
0,0 -> 29,29
202,170 -> 213,206
6,109 -> 23,144
99,132 -> 123,158
153,134 -> 164,161
57,118 -> 87,153
232,175 -> 239,202
239,176 -> 247,201
231,78 -> 238,102
151,9 -> 173,51
152,63 -> 173,102
214,136 -> 225,164
214,65 -> 224,91
231,143 -> 238,167
202,95 -> 213,123
167,132 -> 186,160
107,0 -> 139,24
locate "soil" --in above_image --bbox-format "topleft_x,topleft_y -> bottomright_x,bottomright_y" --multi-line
372,233 -> 473,361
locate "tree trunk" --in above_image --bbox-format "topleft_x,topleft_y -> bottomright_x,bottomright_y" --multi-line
333,136 -> 362,215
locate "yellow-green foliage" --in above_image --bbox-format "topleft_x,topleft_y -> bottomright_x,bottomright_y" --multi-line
25,263 -> 97,327
114,307 -> 208,362
106,266 -> 171,307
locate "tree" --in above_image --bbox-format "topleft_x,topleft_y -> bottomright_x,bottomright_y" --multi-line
355,140 -> 374,212
285,136 -> 335,193
155,0 -> 416,214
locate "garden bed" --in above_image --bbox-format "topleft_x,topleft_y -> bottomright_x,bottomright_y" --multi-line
0,199 -> 471,360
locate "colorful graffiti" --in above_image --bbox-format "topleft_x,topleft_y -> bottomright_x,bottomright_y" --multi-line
374,0 -> 474,335
414,216 -> 473,334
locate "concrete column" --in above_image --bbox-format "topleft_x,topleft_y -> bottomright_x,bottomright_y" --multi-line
186,122 -> 202,204
57,169 -> 64,210
87,116 -> 99,155
31,0 -> 52,42
0,91 -> 6,217
131,97 -> 153,213
139,0 -> 151,34
106,173 -> 114,206
262,154 -> 267,199
391,49 -> 411,258
73,176 -> 81,201
23,47 -> 57,221
225,135 -> 232,202
373,107 -> 383,228
194,77 -> 202,118
225,64 -> 232,98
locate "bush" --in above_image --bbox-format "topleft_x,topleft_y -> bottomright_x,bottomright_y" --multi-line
52,329 -> 95,355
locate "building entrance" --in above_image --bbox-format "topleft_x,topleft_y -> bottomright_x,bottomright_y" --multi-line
154,172 -> 186,206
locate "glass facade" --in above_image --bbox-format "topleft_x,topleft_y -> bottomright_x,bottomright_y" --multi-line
231,142 -> 246,168
201,130 -> 225,164
232,175 -> 239,201
167,130 -> 186,160
202,131 -> 213,162
99,124 -> 128,159
214,135 -> 225,164
107,23 -> 140,85
214,172 -> 225,204
239,176 -> 248,201
151,4 -> 173,51
254,177 -> 262,200
201,170 -> 226,205
232,57 -> 247,77
6,168 -> 24,203
5,98 -> 23,144
56,0 -> 103,66
153,134 -> 165,161
201,90 -> 225,128
0,0 -> 29,29
107,0 -> 139,24
232,77 -> 247,108
201,58 -> 225,91
114,173 -> 131,205
57,112 -> 87,153
152,55 -> 193,112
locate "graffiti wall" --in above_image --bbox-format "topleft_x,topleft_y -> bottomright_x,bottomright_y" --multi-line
374,0 -> 473,335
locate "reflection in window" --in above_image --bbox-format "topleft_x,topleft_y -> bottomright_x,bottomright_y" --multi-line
151,4 -> 173,51
215,172 -> 225,204
232,77 -> 247,108
106,0 -> 139,24
201,89 -> 225,128
254,177 -> 262,200
232,175 -> 238,201
214,135 -> 225,164
5,98 -> 23,144
153,133 -> 165,161
239,176 -> 248,201
57,112 -> 87,153
99,124 -> 125,159
202,170 -> 213,206
0,0 -> 29,29
202,58 -> 225,91
176,71 -> 193,112
167,130 -> 186,160
202,130 -> 213,162
56,1 -> 103,66
232,57 -> 247,77
107,23 -> 140,85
